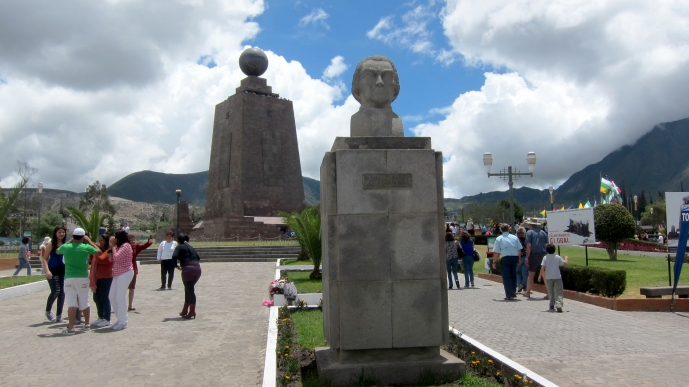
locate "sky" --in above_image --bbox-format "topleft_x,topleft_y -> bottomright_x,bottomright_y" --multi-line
1,0 -> 689,199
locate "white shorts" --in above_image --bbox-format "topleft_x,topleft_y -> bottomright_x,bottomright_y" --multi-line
64,278 -> 90,310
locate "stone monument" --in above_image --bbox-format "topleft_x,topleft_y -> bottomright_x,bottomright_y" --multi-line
201,47 -> 305,239
316,56 -> 465,385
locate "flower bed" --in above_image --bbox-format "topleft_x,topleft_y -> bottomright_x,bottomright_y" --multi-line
590,239 -> 667,253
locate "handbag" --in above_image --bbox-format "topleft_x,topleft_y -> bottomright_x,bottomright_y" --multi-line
456,242 -> 465,258
472,249 -> 481,262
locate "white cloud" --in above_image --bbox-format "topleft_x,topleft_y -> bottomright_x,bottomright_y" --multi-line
418,0 -> 689,198
322,56 -> 348,80
299,8 -> 329,29
0,0 -> 356,191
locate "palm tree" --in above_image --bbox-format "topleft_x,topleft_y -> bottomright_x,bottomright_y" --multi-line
66,206 -> 107,238
0,178 -> 27,228
280,206 -> 321,279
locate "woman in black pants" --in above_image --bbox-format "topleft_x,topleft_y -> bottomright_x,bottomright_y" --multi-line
172,233 -> 201,319
42,226 -> 67,322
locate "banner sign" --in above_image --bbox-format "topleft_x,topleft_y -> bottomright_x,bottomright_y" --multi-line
665,192 -> 689,252
673,205 -> 689,294
545,208 -> 596,245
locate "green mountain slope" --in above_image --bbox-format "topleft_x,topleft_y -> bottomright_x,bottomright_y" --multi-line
109,170 -> 320,206
108,118 -> 689,208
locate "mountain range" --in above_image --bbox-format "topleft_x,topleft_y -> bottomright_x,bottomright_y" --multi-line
107,118 -> 689,208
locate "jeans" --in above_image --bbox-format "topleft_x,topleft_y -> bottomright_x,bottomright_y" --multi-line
500,256 -> 519,298
461,256 -> 475,287
93,277 -> 113,321
160,260 -> 175,288
13,258 -> 31,276
46,266 -> 65,317
182,262 -> 202,304
516,256 -> 529,289
109,270 -> 134,327
446,258 -> 459,288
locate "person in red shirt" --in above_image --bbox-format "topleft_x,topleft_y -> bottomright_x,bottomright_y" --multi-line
127,234 -> 153,311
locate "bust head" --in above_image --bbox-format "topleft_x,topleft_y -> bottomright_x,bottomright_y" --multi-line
351,56 -> 400,108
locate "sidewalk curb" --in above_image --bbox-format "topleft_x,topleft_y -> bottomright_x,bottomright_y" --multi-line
0,280 -> 49,301
450,328 -> 558,387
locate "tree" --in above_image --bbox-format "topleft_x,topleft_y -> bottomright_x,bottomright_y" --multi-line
497,198 -> 524,222
79,181 -> 116,216
594,204 -> 636,260
67,206 -> 107,238
0,161 -> 35,236
641,200 -> 666,230
32,211 -> 64,239
280,206 -> 321,279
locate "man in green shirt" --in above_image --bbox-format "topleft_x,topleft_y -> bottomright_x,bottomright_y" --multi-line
57,228 -> 100,335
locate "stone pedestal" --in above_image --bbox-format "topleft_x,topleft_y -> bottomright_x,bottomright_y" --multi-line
317,136 -> 464,386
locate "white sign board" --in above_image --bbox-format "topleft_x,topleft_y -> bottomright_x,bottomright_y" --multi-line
665,192 -> 689,250
546,208 -> 596,245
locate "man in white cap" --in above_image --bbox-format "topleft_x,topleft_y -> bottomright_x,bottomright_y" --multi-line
57,228 -> 100,335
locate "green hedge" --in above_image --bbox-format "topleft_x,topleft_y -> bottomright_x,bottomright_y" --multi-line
488,258 -> 626,298
473,235 -> 487,245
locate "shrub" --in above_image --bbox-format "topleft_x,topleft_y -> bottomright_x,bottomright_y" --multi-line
594,204 -> 636,260
473,235 -> 487,245
590,268 -> 626,298
561,266 -> 595,293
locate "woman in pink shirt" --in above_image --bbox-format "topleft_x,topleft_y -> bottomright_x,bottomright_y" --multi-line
108,231 -> 134,331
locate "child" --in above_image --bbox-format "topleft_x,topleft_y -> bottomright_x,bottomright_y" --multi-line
538,244 -> 568,313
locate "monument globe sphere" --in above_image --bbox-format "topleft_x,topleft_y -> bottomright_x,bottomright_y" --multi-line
239,47 -> 268,77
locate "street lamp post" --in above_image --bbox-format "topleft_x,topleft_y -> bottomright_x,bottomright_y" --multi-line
36,182 -> 43,238
460,207 -> 465,224
634,195 -> 638,221
175,189 -> 182,236
650,207 -> 654,231
549,186 -> 554,211
483,152 -> 537,231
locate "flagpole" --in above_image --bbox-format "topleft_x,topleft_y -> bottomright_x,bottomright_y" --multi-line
599,172 -> 603,204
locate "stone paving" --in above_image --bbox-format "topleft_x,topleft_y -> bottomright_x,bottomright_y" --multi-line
0,262 -> 275,387
448,277 -> 689,387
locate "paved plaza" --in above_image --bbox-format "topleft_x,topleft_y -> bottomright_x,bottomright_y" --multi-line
3,262 -> 689,387
0,262 -> 274,387
448,277 -> 689,387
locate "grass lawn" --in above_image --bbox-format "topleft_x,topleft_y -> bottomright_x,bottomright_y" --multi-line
556,246 -> 685,298
283,271 -> 322,293
292,310 -> 500,387
281,259 -> 313,266
0,275 -> 45,289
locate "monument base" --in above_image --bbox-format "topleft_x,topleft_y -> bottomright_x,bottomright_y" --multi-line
315,347 -> 465,386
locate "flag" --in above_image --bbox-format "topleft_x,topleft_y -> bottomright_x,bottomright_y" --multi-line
560,206 -> 565,210
578,202 -> 584,209
567,204 -> 574,209
673,205 -> 689,299
610,181 -> 623,202
594,199 -> 597,207
540,209 -> 547,217
601,177 -> 613,194
585,201 -> 592,208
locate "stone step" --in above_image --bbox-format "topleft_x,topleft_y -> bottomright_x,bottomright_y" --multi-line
139,257 -> 280,264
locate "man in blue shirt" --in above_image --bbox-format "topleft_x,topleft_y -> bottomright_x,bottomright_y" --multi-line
524,219 -> 548,298
492,224 -> 522,300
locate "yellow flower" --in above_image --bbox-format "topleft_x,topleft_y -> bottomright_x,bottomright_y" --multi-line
488,360 -> 493,363
285,346 -> 289,349
284,354 -> 289,356
516,375 -> 522,379
471,351 -> 476,354
496,372 -> 500,375
285,375 -> 290,379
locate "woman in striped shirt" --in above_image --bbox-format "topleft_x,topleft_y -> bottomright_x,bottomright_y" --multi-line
108,231 -> 134,331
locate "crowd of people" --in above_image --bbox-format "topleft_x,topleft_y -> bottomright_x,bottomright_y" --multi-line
32,225 -> 202,335
446,219 -> 569,313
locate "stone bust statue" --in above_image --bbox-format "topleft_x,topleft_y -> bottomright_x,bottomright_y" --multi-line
350,56 -> 403,137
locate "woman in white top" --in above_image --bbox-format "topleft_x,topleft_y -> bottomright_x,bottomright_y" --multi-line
156,231 -> 178,290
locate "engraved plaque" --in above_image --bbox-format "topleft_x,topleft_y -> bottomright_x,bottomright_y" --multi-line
362,173 -> 412,190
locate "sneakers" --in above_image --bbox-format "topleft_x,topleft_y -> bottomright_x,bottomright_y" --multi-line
157,287 -> 166,291
74,318 -> 83,325
91,318 -> 104,326
45,311 -> 56,322
56,316 -> 64,323
82,325 -> 91,331
556,307 -> 563,313
96,320 -> 112,328
112,323 -> 128,331
61,329 -> 76,335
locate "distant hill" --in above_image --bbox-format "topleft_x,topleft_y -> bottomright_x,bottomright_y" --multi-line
108,170 -> 321,206
107,117 -> 689,209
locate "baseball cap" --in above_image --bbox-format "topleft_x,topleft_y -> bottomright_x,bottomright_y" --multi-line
73,228 -> 85,236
